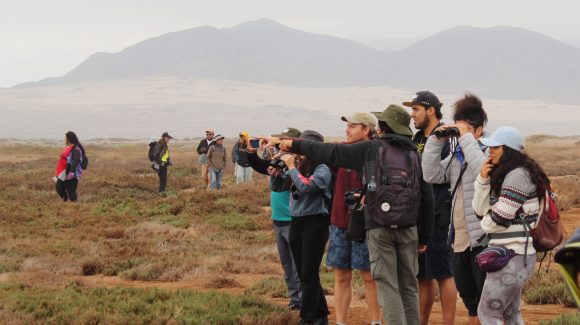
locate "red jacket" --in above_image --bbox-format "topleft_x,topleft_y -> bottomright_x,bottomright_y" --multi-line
330,167 -> 363,228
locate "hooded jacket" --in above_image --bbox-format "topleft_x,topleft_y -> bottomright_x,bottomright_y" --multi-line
291,134 -> 434,245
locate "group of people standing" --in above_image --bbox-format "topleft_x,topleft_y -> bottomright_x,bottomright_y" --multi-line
196,129 -> 253,190
254,91 -> 548,325
51,89 -> 562,325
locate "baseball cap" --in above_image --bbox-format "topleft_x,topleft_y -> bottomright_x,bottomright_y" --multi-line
206,129 -> 215,134
301,130 -> 324,143
402,91 -> 443,110
341,112 -> 377,129
239,131 -> 249,138
480,126 -> 524,152
161,132 -> 173,139
371,104 -> 413,137
272,127 -> 302,138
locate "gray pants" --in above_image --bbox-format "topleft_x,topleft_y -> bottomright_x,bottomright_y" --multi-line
274,222 -> 301,304
478,254 -> 536,325
368,226 -> 420,325
235,164 -> 253,184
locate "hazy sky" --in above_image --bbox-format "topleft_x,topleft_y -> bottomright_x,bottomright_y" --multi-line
1,0 -> 579,88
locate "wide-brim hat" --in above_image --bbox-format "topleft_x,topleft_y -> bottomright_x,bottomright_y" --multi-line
371,104 -> 413,136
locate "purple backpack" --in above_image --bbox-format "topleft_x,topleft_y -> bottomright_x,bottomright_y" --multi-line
476,246 -> 516,272
364,142 -> 422,228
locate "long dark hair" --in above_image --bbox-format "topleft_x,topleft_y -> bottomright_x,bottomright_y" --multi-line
65,131 -> 85,155
489,147 -> 548,199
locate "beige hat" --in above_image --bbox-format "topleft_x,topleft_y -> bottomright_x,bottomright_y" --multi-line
341,112 -> 377,129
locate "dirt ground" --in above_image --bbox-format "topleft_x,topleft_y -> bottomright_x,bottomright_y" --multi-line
61,208 -> 579,324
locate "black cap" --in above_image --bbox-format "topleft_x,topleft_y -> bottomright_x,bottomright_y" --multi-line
161,132 -> 173,139
402,91 -> 443,110
301,130 -> 324,143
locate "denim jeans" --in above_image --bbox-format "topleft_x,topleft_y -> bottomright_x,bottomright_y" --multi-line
210,167 -> 223,190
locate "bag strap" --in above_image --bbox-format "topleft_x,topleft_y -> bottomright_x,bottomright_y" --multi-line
450,162 -> 468,201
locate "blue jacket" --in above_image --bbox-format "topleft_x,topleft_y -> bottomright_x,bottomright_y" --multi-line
286,164 -> 332,218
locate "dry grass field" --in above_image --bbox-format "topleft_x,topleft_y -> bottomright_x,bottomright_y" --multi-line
0,136 -> 578,324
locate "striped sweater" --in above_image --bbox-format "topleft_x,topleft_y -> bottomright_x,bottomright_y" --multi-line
473,167 -> 540,255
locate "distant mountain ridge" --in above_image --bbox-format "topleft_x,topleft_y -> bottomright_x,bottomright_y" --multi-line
20,19 -> 580,102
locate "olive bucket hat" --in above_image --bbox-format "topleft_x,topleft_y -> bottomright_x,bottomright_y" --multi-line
371,104 -> 413,136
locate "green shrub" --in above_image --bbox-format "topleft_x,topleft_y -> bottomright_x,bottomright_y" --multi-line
540,313 -> 580,325
244,277 -> 288,298
524,269 -> 576,307
0,282 -> 290,324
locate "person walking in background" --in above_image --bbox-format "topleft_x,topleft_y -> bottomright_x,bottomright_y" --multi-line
473,126 -> 545,324
422,94 -> 488,325
279,130 -> 332,325
232,131 -> 253,184
197,129 -> 215,188
404,91 -> 457,325
247,127 -> 303,311
326,113 -> 382,325
54,131 -> 86,202
151,132 -> 173,194
207,134 -> 226,190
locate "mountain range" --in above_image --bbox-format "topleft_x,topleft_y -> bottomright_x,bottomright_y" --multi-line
18,19 -> 580,102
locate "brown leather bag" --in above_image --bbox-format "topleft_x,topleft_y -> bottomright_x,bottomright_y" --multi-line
530,185 -> 564,252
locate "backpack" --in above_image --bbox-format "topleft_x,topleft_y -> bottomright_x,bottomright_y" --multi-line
148,142 -> 158,162
363,141 -> 422,228
74,146 -> 88,170
530,184 -> 564,252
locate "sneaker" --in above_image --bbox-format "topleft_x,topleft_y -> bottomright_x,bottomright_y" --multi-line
287,301 -> 301,311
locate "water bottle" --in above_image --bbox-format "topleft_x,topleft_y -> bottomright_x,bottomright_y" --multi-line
367,175 -> 377,192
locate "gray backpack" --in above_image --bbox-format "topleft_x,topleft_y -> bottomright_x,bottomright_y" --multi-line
363,141 -> 422,228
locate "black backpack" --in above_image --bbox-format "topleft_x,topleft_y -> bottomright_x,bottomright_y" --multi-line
75,146 -> 89,170
363,141 -> 422,228
148,142 -> 158,162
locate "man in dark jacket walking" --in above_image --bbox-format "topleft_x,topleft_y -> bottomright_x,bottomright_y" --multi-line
276,105 -> 435,325
196,129 -> 214,189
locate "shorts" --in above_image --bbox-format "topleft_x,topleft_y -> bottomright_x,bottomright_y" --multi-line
417,247 -> 454,279
326,224 -> 370,270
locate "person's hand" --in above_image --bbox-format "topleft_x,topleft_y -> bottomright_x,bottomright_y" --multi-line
453,121 -> 471,137
279,140 -> 293,151
480,157 -> 494,179
246,138 -> 259,153
418,244 -> 427,254
280,154 -> 296,170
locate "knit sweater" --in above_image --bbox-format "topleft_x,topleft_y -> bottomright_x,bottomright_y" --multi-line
472,168 -> 540,255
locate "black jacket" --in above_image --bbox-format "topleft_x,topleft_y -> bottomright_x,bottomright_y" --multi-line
196,139 -> 213,155
414,129 -> 452,249
291,134 -> 434,245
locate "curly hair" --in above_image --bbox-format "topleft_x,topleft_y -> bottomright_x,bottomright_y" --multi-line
489,146 -> 548,199
453,93 -> 488,128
